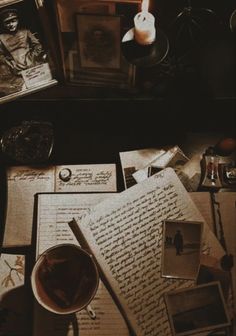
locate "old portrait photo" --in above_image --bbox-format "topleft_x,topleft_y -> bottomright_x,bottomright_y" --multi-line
165,282 -> 231,336
119,148 -> 165,188
0,1 -> 55,103
162,220 -> 203,279
76,14 -> 121,69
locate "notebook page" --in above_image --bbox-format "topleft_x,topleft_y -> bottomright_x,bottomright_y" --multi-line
34,192 -> 129,336
3,166 -> 55,247
190,192 -> 214,232
214,192 -> 236,314
3,164 -> 117,247
77,168 -> 224,336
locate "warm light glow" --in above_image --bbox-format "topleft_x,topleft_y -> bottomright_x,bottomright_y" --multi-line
141,0 -> 149,13
134,0 -> 156,45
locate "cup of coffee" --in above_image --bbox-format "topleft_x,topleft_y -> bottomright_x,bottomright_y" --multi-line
31,244 -> 99,315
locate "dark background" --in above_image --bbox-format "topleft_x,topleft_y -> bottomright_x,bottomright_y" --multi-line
0,0 -> 235,245
0,2 -> 235,335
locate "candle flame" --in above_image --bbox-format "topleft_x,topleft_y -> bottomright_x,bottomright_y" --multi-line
141,0 -> 149,13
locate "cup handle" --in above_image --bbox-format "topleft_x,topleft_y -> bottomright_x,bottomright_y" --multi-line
85,304 -> 96,320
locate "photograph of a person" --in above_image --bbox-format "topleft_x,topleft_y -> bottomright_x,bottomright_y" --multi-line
162,220 -> 203,279
0,1 -> 56,103
76,14 -> 121,69
165,282 -> 231,336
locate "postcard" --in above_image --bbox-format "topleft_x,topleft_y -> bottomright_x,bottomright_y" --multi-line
55,164 -> 117,192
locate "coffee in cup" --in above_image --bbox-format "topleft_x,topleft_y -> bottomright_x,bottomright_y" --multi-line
31,244 -> 99,314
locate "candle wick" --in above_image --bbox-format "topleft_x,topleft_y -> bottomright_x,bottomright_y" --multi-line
140,12 -> 147,21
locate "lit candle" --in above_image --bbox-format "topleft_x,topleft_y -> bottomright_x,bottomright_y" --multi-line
134,0 -> 156,45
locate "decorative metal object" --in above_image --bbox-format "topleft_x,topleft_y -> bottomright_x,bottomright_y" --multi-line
1,120 -> 54,164
171,0 -> 220,56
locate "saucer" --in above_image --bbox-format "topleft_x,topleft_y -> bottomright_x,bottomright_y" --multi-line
121,27 -> 169,67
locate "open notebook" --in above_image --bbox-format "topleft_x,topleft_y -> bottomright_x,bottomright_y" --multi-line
71,168 -> 225,336
33,192 -> 129,336
3,164 -> 116,247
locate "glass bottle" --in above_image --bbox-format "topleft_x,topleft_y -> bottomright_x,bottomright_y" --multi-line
201,146 -> 221,188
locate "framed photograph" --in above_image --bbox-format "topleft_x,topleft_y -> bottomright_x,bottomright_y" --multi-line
68,49 -> 135,88
162,220 -> 203,280
55,0 -> 115,33
0,0 -> 57,104
76,14 -> 121,70
165,282 -> 231,336
53,0 -> 136,88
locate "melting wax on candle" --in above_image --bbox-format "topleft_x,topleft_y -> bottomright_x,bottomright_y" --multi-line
134,0 -> 156,45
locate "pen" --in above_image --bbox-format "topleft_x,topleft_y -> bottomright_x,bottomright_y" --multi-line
68,219 -> 96,320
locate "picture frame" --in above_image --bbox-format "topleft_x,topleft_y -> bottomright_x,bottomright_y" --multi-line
161,220 -> 203,280
0,0 -> 23,8
165,282 -> 231,336
68,49 -> 135,88
0,0 -> 57,104
53,0 -> 136,89
55,0 -> 116,33
76,13 -> 121,70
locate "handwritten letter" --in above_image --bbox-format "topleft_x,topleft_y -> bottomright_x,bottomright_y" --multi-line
77,168 -> 224,336
4,166 -> 55,247
34,193 -> 129,336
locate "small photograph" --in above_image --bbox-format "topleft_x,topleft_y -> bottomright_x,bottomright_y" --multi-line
76,14 -> 121,69
123,167 -> 137,189
0,0 -> 56,103
150,146 -> 189,172
197,264 -> 231,300
162,220 -> 203,279
119,148 -> 164,189
165,282 -> 231,336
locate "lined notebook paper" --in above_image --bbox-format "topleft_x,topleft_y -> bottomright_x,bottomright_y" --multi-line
74,168 -> 224,336
33,192 -> 129,336
4,164 -> 116,247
